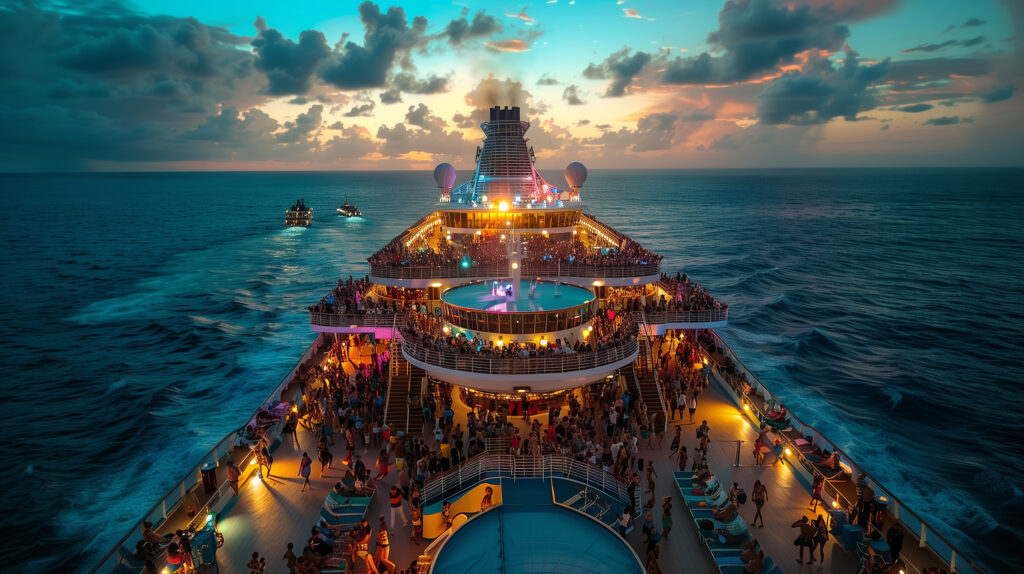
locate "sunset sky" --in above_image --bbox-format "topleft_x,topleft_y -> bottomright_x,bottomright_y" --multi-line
1,0 -> 1021,171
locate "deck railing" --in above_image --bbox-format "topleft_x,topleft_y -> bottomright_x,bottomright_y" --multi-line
421,453 -> 633,509
309,311 -> 406,328
401,337 -> 639,376
88,334 -> 324,574
641,308 -> 729,325
706,332 -> 985,574
368,259 -> 661,280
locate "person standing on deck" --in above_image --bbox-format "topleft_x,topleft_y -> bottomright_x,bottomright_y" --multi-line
751,480 -> 767,528
810,514 -> 828,568
645,460 -> 658,493
661,496 -> 673,537
299,452 -> 312,492
375,515 -> 396,574
810,474 -> 824,511
687,392 -> 698,423
227,461 -> 240,495
388,485 -> 409,528
792,515 -> 814,565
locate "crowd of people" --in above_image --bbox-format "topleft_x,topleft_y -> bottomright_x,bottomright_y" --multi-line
308,276 -> 424,316
399,310 -> 638,360
367,226 -> 661,272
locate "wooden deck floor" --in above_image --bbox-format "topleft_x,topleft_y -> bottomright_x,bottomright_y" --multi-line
210,343 -> 863,574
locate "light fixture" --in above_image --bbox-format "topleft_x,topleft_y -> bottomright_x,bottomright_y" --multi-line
572,229 -> 577,235
500,234 -> 506,240
431,282 -> 442,288
291,405 -> 299,413
832,500 -> 840,509
512,262 -> 518,269
785,447 -> 793,456
592,280 -> 604,287
249,458 -> 257,466
442,326 -> 450,334
542,230 -> 548,236
496,338 -> 504,347
540,338 -> 548,347
513,386 -> 531,393
251,474 -> 261,485
476,230 -> 482,235
498,201 -> 509,212
205,512 -> 215,526
743,403 -> 749,411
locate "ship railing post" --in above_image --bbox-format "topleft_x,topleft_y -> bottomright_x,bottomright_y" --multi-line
161,499 -> 167,520
950,550 -> 956,571
734,440 -> 742,467
920,524 -> 927,547
893,500 -> 899,520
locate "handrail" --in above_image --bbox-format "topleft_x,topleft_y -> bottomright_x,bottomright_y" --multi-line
89,334 -> 323,574
368,260 -> 661,280
706,332 -> 985,574
421,453 -> 633,509
640,308 -> 729,324
634,312 -> 668,434
309,311 -> 406,328
402,337 -> 639,376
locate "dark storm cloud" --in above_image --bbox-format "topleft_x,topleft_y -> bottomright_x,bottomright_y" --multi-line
0,0 -> 264,169
755,49 -> 890,125
251,17 -> 330,95
897,104 -> 933,113
661,0 -> 852,85
901,36 -> 985,54
982,84 -> 1015,103
344,101 -> 376,116
562,85 -> 584,105
944,18 -> 986,33
440,9 -> 501,46
923,116 -> 973,126
582,48 -> 652,96
318,2 -> 427,90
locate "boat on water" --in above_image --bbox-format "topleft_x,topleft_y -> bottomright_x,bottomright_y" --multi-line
285,198 -> 313,226
93,106 -> 984,574
337,197 -> 362,217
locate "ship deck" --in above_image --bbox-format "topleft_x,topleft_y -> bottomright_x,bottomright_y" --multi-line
204,341 -> 869,574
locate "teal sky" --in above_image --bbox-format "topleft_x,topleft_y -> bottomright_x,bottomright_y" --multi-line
0,0 -> 1020,170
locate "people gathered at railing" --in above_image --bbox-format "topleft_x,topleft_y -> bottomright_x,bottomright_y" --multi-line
399,311 -> 638,360
368,226 -> 661,273
658,272 -> 726,312
309,276 -> 420,316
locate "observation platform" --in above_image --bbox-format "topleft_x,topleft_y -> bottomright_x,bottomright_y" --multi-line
368,260 -> 662,289
400,337 -> 639,393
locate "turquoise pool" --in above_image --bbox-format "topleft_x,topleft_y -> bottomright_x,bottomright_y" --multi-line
431,480 -> 643,574
441,280 -> 594,313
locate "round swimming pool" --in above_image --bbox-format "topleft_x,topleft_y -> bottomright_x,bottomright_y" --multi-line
431,504 -> 643,574
442,280 -> 594,313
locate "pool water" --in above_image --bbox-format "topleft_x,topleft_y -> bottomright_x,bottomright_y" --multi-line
442,281 -> 594,313
431,479 -> 643,574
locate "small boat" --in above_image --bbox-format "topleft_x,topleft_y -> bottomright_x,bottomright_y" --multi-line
337,197 -> 362,217
285,199 -> 313,227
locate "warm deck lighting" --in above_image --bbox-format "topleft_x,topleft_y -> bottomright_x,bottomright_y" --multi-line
498,201 -> 509,212
251,474 -> 260,485
743,403 -> 749,411
540,338 -> 548,347
512,262 -> 518,269
572,229 -> 577,235
500,234 -> 506,240
832,500 -> 840,509
514,386 -> 531,393
442,326 -> 450,334
249,458 -> 256,466
496,338 -> 504,347
431,282 -> 442,288
541,230 -> 548,236
592,280 -> 604,287
475,230 -> 482,235
506,220 -> 511,226
205,512 -> 215,526
785,447 -> 793,456
291,405 -> 299,413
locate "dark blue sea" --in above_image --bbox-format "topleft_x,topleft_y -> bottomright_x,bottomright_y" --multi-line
0,169 -> 1022,572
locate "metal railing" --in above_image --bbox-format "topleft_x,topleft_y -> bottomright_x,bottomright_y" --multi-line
368,260 -> 661,281
309,311 -> 406,328
421,453 -> 633,509
89,334 -> 324,574
634,312 -> 668,434
401,337 -> 639,376
640,308 -> 729,325
705,331 -> 985,574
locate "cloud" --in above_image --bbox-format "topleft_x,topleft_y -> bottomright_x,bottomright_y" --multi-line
485,39 -> 530,52
440,10 -> 501,46
343,101 -> 375,117
404,103 -> 446,130
944,18 -> 986,33
562,85 -> 585,105
623,9 -> 644,19
378,72 -> 450,104
755,48 -> 890,125
583,112 -> 678,153
896,104 -> 933,113
251,17 -> 330,95
923,116 -> 974,126
536,74 -> 560,86
660,0 -> 854,85
505,8 -> 535,23
318,2 -> 427,90
982,84 -> 1015,103
276,104 -> 323,143
582,48 -> 652,96
464,76 -> 535,110
679,107 -> 715,122
901,36 -> 985,54
452,112 -> 476,128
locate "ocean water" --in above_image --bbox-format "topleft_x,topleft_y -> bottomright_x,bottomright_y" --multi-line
0,169 -> 1021,572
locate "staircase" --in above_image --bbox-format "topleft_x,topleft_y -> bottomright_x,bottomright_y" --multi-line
632,312 -> 668,434
384,344 -> 425,436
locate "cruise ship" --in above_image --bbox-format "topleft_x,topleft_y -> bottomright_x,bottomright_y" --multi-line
286,199 -> 314,227
93,107 -> 983,574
